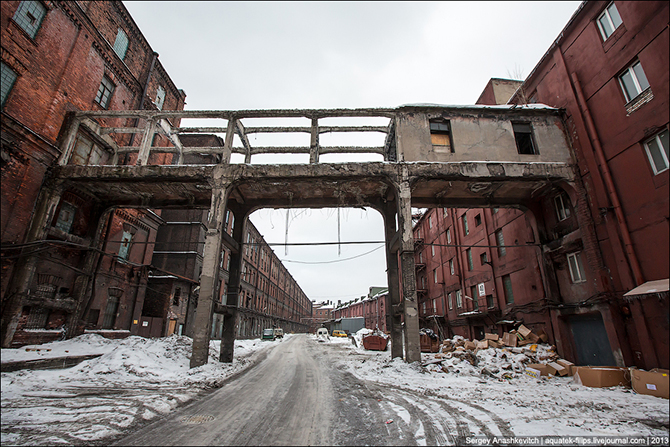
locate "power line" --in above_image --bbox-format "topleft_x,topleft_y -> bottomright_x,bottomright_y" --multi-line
279,245 -> 384,264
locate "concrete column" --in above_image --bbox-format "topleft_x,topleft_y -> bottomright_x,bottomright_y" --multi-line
190,186 -> 229,368
136,118 -> 156,166
382,200 -> 403,359
1,181 -> 65,347
219,202 -> 248,362
398,179 -> 421,363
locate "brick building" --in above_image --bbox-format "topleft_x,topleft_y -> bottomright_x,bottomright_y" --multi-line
1,1 -> 185,346
332,287 -> 389,333
311,302 -> 333,332
415,1 -> 668,370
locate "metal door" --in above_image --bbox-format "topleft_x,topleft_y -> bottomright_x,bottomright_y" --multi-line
568,313 -> 616,366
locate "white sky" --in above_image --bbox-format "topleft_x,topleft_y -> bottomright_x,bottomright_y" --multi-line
123,1 -> 582,304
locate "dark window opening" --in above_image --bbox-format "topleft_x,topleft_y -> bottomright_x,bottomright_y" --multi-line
513,123 -> 537,155
474,213 -> 482,226
173,288 -> 181,306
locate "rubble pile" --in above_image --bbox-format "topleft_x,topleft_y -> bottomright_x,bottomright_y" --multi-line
422,325 -> 575,380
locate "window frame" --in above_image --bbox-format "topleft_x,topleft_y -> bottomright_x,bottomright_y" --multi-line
456,290 -> 462,308
112,28 -> 129,60
429,120 -> 454,153
55,202 -> 77,233
118,230 -> 132,262
596,2 -> 623,41
567,251 -> 587,283
1,62 -> 19,108
618,61 -> 650,103
643,128 -> 669,175
496,229 -> 506,257
94,75 -> 115,109
462,214 -> 469,235
466,248 -> 473,271
12,1 -> 47,39
502,274 -> 514,304
155,85 -> 166,111
448,292 -> 453,310
554,192 -> 571,221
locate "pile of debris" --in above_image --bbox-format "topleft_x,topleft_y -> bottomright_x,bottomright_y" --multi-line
422,325 -> 575,380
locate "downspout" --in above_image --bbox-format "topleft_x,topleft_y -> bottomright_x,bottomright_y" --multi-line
568,71 -> 644,287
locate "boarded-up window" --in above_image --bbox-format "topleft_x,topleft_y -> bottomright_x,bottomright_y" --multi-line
430,121 -> 452,153
71,134 -> 105,166
25,307 -> 49,329
102,294 -> 120,329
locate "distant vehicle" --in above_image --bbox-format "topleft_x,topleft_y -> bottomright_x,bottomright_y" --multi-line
316,328 -> 329,337
273,328 -> 284,339
332,330 -> 348,337
262,328 -> 275,340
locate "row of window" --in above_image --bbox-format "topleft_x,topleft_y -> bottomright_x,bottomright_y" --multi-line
430,120 -> 539,155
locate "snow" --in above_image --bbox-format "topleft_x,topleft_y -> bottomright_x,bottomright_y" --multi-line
2,331 -> 668,446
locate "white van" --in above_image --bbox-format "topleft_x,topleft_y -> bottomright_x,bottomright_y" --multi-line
316,328 -> 329,339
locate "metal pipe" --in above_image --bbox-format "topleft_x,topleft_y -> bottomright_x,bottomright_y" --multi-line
569,72 -> 644,287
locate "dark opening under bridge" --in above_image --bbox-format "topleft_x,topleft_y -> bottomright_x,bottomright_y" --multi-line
2,104 -> 576,366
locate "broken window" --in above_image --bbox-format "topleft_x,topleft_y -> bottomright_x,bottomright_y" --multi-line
449,259 -> 454,275
554,192 -> 571,221
618,61 -> 650,103
428,215 -> 433,229
474,213 -> 482,226
12,1 -> 47,39
502,275 -> 514,304
643,127 -> 668,174
155,86 -> 166,110
486,294 -> 494,309
597,2 -> 623,41
94,75 -> 115,109
429,120 -> 453,153
118,230 -> 132,262
480,252 -> 488,265
173,288 -> 181,306
466,249 -> 473,271
471,286 -> 479,311
456,290 -> 462,308
448,292 -> 453,310
1,62 -> 18,108
567,251 -> 587,283
513,123 -> 537,155
24,306 -> 50,329
462,214 -> 469,235
55,202 -> 76,233
113,28 -> 129,60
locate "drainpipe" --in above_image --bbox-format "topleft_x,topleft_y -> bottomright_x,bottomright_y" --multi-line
569,72 -> 644,287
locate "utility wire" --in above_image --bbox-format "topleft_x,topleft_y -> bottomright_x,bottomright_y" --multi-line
279,245 -> 384,264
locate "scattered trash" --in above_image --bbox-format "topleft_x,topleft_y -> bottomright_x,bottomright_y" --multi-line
385,419 -> 394,424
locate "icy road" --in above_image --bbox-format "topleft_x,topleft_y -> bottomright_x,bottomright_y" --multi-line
117,334 -> 512,446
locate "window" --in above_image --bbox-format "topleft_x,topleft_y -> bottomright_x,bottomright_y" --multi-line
433,268 -> 438,284
431,244 -> 435,257
95,75 -> 115,108
418,251 -> 423,263
474,213 -> 482,226
1,62 -> 18,108
567,252 -> 587,283
71,133 -> 105,165
155,85 -> 166,110
12,1 -> 47,39
513,123 -> 537,155
446,227 -> 451,244
492,207 -> 499,214
643,128 -> 669,174
471,286 -> 479,311
618,61 -> 650,103
466,249 -> 473,271
462,214 -> 469,235
429,121 -> 453,153
112,28 -> 129,60
456,290 -> 462,308
173,288 -> 181,306
422,302 -> 426,315
597,2 -> 623,40
502,275 -> 514,304
449,259 -> 454,275
486,294 -> 494,309
480,252 -> 488,265
55,202 -> 76,233
429,215 -> 433,229
421,275 -> 426,289
443,208 -> 448,217
432,298 -> 437,314
496,229 -> 506,257
554,192 -> 571,221
118,230 -> 132,261
448,292 -> 453,310
25,306 -> 49,329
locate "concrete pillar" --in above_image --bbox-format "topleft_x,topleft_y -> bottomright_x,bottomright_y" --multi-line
398,179 -> 421,363
219,202 -> 248,362
1,181 -> 64,347
382,201 -> 403,359
190,186 -> 229,368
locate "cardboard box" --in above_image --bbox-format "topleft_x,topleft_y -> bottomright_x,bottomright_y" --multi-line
484,333 -> 499,341
464,341 -> 476,350
524,366 -> 542,379
631,368 -> 669,399
548,361 -> 568,376
526,363 -> 557,376
518,325 -> 532,338
501,332 -> 518,347
487,339 -> 501,349
573,366 -> 631,388
526,332 -> 540,343
556,359 -> 575,376
476,340 -> 489,350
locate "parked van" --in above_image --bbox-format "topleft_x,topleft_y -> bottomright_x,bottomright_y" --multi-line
262,328 -> 275,340
273,328 -> 284,339
316,328 -> 329,338
332,330 -> 348,337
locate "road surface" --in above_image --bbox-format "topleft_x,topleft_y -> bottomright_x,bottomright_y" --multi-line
115,334 -> 513,445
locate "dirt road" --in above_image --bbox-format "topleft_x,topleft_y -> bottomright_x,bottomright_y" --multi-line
116,334 -> 513,446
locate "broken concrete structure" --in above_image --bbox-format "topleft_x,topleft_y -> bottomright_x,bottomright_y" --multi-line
1,104 -> 576,366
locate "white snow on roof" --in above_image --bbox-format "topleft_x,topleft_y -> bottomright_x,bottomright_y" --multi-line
398,103 -> 558,110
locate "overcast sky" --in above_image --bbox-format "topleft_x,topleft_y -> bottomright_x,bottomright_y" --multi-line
124,1 -> 582,305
